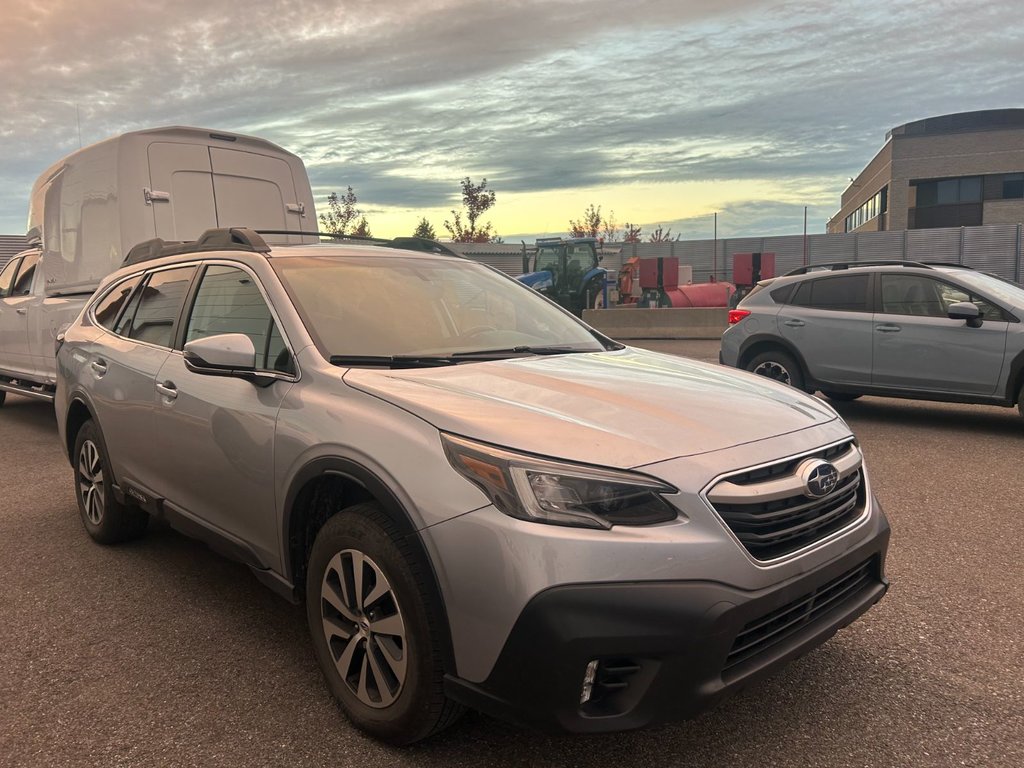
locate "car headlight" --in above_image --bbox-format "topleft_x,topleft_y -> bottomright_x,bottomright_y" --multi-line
441,433 -> 678,530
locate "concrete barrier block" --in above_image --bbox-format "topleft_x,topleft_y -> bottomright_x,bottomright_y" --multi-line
582,307 -> 729,340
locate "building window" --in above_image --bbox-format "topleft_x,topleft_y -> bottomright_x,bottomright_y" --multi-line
1003,173 -> 1024,199
914,176 -> 983,207
845,188 -> 888,232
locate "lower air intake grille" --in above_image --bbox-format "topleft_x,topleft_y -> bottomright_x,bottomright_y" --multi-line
724,558 -> 875,673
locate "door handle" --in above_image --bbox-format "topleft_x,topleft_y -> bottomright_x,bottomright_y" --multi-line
783,319 -> 805,328
90,359 -> 108,375
876,324 -> 901,333
156,381 -> 178,400
16,308 -> 27,315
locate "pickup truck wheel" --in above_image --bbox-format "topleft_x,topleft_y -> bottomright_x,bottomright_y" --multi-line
73,420 -> 148,544
747,350 -> 806,391
306,503 -> 462,745
0,390 -> 5,408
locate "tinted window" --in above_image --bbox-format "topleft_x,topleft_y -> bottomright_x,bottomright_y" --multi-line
792,275 -> 869,312
880,275 -> 946,317
0,257 -> 21,298
126,267 -> 197,348
93,275 -> 143,331
10,253 -> 39,296
185,265 -> 293,373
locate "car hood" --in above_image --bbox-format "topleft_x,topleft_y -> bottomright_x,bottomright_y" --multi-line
342,348 -> 838,468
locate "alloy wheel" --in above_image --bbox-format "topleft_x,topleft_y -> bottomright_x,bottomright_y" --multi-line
753,360 -> 792,385
78,439 -> 105,525
320,549 -> 408,708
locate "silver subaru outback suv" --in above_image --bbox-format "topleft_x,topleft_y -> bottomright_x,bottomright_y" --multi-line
721,260 -> 1024,415
56,229 -> 889,744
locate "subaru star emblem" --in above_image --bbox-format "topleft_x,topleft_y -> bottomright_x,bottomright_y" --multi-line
800,460 -> 840,498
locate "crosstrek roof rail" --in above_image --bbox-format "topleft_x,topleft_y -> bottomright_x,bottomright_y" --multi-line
782,260 -> 968,276
123,228 -> 462,266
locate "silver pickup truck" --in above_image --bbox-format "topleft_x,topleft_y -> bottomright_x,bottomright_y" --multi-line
0,126 -> 316,406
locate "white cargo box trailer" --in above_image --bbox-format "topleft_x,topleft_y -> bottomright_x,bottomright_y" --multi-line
27,126 -> 316,296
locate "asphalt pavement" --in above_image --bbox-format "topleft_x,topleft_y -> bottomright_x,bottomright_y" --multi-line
1,340 -> 1021,767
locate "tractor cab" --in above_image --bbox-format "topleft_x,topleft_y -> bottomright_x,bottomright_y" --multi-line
517,237 -> 608,316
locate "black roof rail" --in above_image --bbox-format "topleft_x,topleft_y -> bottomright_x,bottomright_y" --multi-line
123,227 -> 270,266
783,260 -> 934,276
255,230 -> 463,257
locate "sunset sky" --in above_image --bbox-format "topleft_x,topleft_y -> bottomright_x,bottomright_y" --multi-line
0,0 -> 1020,242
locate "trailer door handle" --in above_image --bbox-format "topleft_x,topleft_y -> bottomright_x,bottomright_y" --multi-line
16,308 -> 27,315
783,319 -> 805,328
144,188 -> 171,204
876,324 -> 901,333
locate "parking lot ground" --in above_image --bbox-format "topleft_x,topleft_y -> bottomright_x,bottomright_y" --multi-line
1,343 -> 1022,767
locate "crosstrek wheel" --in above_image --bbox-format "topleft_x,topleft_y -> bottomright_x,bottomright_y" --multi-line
305,503 -> 462,744
822,391 -> 862,402
746,349 -> 806,391
73,420 -> 148,544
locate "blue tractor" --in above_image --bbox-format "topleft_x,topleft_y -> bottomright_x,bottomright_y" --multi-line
517,237 -> 608,316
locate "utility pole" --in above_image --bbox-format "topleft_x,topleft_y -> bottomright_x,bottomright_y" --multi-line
713,212 -> 718,281
803,206 -> 808,265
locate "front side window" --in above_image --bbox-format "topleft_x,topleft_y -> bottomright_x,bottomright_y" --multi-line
10,252 -> 39,296
791,275 -> 870,312
124,266 -> 197,348
185,265 -> 293,373
880,275 -> 946,317
0,257 -> 21,299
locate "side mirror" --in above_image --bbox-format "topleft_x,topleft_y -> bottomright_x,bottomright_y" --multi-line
26,226 -> 42,246
184,333 -> 257,373
947,301 -> 982,328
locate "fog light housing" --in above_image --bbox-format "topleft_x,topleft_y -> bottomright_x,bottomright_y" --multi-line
580,660 -> 599,704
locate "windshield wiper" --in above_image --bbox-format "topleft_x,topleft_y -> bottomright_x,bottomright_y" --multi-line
329,354 -> 458,369
449,345 -> 595,358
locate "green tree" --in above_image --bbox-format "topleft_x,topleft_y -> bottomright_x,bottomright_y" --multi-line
647,226 -> 679,243
413,217 -> 437,239
352,216 -> 372,238
319,186 -> 362,235
444,177 -> 499,243
622,223 -> 643,243
568,204 -> 603,238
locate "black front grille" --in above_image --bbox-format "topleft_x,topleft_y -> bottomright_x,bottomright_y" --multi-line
713,468 -> 865,561
724,558 -> 875,673
726,441 -> 852,486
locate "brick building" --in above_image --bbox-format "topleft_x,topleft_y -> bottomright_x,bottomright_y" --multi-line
828,109 -> 1024,234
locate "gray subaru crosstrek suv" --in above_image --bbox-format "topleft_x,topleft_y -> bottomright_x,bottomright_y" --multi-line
721,261 -> 1024,415
56,228 -> 890,744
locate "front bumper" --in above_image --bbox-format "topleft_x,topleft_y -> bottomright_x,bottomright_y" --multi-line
444,503 -> 890,733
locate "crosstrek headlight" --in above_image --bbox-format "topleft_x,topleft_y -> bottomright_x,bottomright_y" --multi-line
441,433 -> 678,530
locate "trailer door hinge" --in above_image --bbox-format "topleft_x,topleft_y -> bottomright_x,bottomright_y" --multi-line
144,188 -> 171,205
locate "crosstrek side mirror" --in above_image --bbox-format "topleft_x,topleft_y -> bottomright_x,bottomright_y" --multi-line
184,333 -> 257,372
947,301 -> 983,328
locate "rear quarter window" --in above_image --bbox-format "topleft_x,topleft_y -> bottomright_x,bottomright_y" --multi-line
791,274 -> 870,312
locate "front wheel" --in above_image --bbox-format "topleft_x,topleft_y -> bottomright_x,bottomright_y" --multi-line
305,503 -> 462,744
746,349 -> 806,391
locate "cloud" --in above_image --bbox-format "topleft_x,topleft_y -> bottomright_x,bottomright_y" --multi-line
0,0 -> 1021,235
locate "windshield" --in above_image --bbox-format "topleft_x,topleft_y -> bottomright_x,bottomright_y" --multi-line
942,269 -> 1024,309
273,255 -> 608,359
535,246 -> 561,274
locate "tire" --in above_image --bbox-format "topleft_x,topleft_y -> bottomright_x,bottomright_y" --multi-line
0,390 -> 6,408
1018,382 -> 1024,419
73,420 -> 148,544
305,503 -> 463,744
821,391 -> 862,402
746,349 -> 806,391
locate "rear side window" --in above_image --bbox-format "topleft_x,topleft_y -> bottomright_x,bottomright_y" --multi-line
791,275 -> 869,312
124,266 -> 197,348
93,275 -> 144,330
184,265 -> 294,373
